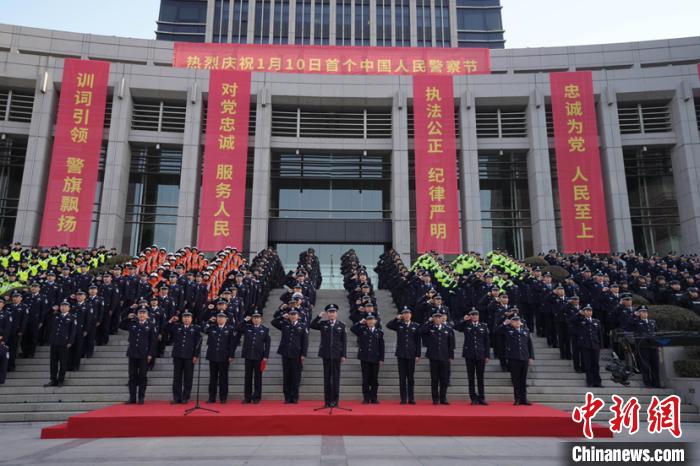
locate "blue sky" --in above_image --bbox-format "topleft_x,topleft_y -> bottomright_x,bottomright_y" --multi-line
1,0 -> 698,48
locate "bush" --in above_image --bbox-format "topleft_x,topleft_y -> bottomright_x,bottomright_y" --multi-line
648,305 -> 700,331
523,256 -> 548,267
631,293 -> 649,306
674,360 -> 700,378
543,265 -> 570,281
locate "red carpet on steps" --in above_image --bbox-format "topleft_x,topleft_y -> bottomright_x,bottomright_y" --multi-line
41,401 -> 612,439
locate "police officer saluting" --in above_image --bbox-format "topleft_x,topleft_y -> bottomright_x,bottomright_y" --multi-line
236,310 -> 271,404
119,306 -> 157,404
271,307 -> 309,404
351,313 -> 385,404
386,306 -> 421,405
44,301 -> 77,388
572,304 -> 604,388
310,303 -> 347,408
454,309 -> 490,405
204,311 -> 237,404
497,315 -> 534,405
167,310 -> 201,404
633,305 -> 660,388
420,309 -> 455,405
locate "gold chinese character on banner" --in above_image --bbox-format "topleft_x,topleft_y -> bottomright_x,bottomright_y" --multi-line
427,104 -> 442,119
70,127 -> 89,144
575,204 -> 592,220
66,157 -> 85,175
74,91 -> 92,106
186,56 -> 201,69
565,101 -> 583,116
427,120 -> 443,135
572,166 -> 589,182
214,201 -> 231,217
567,119 -> 583,134
221,99 -> 238,115
573,185 -> 591,201
425,87 -> 442,102
427,139 -> 443,154
222,83 -> 238,97
325,58 -> 339,72
218,134 -> 236,150
568,136 -> 586,152
430,204 -> 445,220
72,108 -> 90,125
216,164 -> 234,180
213,220 -> 230,237
428,167 -> 445,183
76,73 -> 95,89
564,84 -> 581,99
59,196 -> 80,213
57,215 -> 77,233
220,117 -> 236,132
215,183 -> 232,199
576,222 -> 594,239
430,223 -> 447,239
429,185 -> 446,202
62,177 -> 82,193
463,60 -> 478,73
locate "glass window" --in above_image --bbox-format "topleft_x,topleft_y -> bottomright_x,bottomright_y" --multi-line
336,0 -> 352,45
213,0 -> 230,43
434,0 -> 451,47
394,0 -> 410,46
456,9 -> 502,30
231,0 -> 249,43
354,0 -> 370,46
479,152 -> 532,258
89,143 -> 107,247
0,136 -> 26,244
273,0 -> 290,44
254,0 -> 272,43
624,148 -> 680,254
376,0 -> 392,46
314,0 -> 330,45
123,145 -> 182,255
295,0 -> 312,44
415,0 -> 432,47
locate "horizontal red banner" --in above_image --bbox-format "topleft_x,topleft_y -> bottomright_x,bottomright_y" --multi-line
174,42 -> 490,76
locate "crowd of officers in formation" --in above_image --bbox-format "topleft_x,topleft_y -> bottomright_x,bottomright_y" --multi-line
3,244 -> 695,406
374,249 -> 700,405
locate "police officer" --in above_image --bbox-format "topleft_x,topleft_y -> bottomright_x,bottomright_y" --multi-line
6,291 -> 27,371
0,335 -> 7,385
497,315 -> 534,405
386,306 -> 421,405
454,309 -> 490,405
23,283 -> 48,359
167,310 -> 201,404
310,303 -> 347,408
44,301 -> 77,387
271,308 -> 309,404
420,310 -> 455,405
84,285 -> 104,358
572,304 -> 604,388
351,313 -> 385,404
204,312 -> 237,404
119,307 -> 157,404
236,311 -> 271,404
68,291 -> 88,371
633,305 -> 660,388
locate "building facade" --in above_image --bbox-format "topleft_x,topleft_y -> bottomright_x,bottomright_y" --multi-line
0,24 -> 699,278
156,0 -> 505,48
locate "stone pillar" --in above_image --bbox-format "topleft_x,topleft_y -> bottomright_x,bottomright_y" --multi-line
248,87 -> 273,257
526,89 -> 557,254
175,81 -> 204,248
205,0 -> 216,42
670,79 -> 700,253
457,89 -> 483,253
597,85 -> 634,252
391,88 -> 411,259
95,77 -> 133,251
13,63 -> 58,246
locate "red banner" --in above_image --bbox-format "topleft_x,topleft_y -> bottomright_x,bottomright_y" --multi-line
550,71 -> 610,253
413,75 -> 460,254
174,42 -> 490,76
197,70 -> 251,251
39,59 -> 110,247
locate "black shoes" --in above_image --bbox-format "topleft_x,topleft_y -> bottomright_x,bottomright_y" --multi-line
44,381 -> 57,387
408,400 -> 416,405
242,399 -> 251,404
137,399 -> 144,405
522,401 -> 532,406
478,400 -> 489,406
400,400 -> 407,405
513,400 -> 520,406
252,399 -> 260,404
371,399 -> 379,404
125,399 -> 136,405
206,399 -> 216,404
362,400 -> 369,404
220,399 -> 227,404
471,400 -> 478,405
170,400 -> 181,405
440,400 -> 450,405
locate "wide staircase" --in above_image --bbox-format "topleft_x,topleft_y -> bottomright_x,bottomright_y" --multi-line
0,288 -> 698,423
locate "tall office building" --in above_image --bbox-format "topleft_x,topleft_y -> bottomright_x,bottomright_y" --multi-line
155,0 -> 505,48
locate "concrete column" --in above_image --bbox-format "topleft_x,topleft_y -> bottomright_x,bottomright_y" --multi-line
249,87 -> 272,257
369,0 -> 377,46
391,87 -> 411,259
448,0 -> 457,47
96,78 -> 133,251
670,79 -> 700,253
408,0 -> 416,46
390,0 -> 396,46
457,89 -> 483,253
288,0 -> 297,43
13,62 -> 58,246
227,0 -> 235,43
526,89 -> 557,254
205,0 -> 216,42
247,0 -> 257,43
329,0 -> 337,44
597,85 -> 634,252
175,82 -> 204,248
429,0 -> 436,47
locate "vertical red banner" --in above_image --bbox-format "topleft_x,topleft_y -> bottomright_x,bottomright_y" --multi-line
550,71 -> 610,253
197,70 -> 251,251
413,75 -> 460,254
39,59 -> 110,247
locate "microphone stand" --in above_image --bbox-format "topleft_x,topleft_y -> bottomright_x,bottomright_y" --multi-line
314,317 -> 352,415
185,335 -> 219,415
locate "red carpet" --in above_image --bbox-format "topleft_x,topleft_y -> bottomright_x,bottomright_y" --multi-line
41,401 -> 612,439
